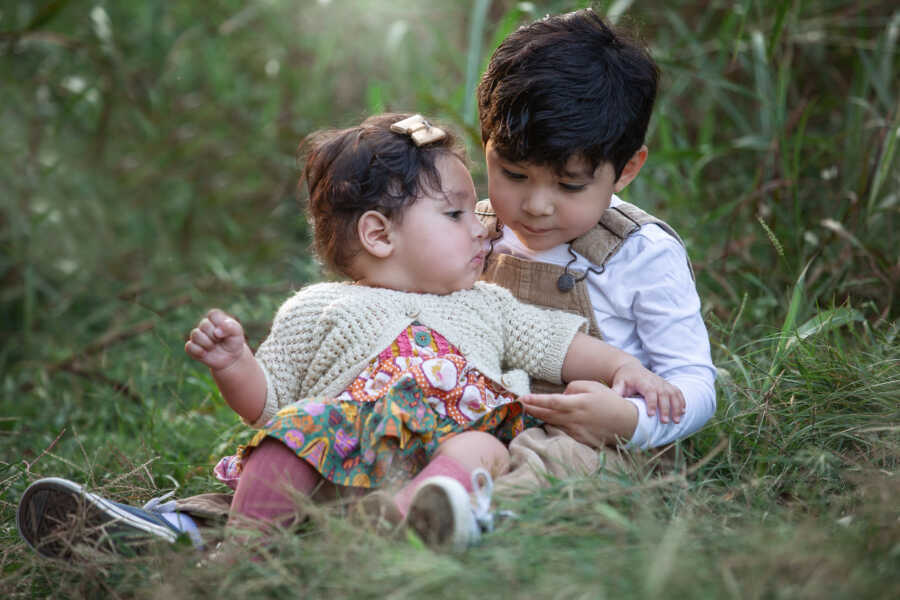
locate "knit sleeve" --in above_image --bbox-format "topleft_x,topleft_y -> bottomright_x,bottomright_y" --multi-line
483,284 -> 587,384
249,286 -> 332,427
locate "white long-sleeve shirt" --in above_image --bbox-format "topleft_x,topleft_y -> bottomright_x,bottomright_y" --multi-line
491,197 -> 717,449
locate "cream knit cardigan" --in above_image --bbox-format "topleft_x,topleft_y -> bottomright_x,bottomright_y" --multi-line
249,281 -> 586,428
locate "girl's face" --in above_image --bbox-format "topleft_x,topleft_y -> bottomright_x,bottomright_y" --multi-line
387,154 -> 489,294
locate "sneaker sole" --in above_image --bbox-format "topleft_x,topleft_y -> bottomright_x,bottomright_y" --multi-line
405,476 -> 474,552
16,477 -> 178,560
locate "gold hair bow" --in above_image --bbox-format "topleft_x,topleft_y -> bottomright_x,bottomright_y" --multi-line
390,114 -> 446,146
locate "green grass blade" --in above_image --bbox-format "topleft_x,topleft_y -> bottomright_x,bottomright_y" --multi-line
785,306 -> 866,350
866,107 -> 899,218
770,260 -> 811,377
462,0 -> 491,126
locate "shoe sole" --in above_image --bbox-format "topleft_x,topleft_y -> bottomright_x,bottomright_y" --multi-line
405,476 -> 474,552
16,477 -> 178,560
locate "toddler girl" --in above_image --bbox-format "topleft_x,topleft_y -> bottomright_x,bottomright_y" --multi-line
184,113 -> 682,549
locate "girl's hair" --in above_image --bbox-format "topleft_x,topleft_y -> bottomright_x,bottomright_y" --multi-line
300,113 -> 465,277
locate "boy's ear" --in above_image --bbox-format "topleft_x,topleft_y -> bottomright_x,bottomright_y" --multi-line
613,146 -> 648,193
357,210 -> 394,258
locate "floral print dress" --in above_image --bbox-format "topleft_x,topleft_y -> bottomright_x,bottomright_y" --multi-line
215,323 -> 539,490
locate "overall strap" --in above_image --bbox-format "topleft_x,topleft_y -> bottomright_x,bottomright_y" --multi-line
475,199 -> 694,280
572,202 -> 695,280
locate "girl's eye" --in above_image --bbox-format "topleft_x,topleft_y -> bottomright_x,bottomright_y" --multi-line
446,210 -> 464,220
502,168 -> 527,180
560,182 -> 587,192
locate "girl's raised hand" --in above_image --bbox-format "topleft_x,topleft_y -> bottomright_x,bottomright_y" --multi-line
184,309 -> 247,372
610,363 -> 685,424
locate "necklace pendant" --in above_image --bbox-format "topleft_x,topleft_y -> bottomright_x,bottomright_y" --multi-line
556,273 -> 576,292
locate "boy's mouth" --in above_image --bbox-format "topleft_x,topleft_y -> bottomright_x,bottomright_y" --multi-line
520,223 -> 554,235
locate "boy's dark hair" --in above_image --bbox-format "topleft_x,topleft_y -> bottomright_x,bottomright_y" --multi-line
477,9 -> 658,180
300,113 -> 464,277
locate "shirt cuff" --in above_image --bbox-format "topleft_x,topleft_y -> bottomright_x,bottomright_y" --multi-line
622,396 -> 651,449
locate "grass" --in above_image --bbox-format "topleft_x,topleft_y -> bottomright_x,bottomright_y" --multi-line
1,0 -> 898,598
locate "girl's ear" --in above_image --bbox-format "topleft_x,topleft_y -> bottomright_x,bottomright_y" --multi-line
357,210 -> 394,258
613,145 -> 648,193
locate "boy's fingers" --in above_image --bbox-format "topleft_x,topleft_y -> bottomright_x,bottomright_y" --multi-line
520,404 -> 554,421
657,394 -> 670,423
644,389 -> 658,417
519,393 -> 571,413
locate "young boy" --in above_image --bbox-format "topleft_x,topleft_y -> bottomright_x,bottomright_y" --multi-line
477,9 -> 716,462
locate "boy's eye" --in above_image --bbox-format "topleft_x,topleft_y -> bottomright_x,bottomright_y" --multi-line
501,168 -> 527,180
560,182 -> 587,192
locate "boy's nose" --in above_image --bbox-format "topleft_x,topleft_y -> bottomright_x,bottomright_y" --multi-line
522,191 -> 554,216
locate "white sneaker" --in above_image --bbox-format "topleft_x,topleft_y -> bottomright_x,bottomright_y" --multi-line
16,477 -> 201,560
405,468 -> 497,552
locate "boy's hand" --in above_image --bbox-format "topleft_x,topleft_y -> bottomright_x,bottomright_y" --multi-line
518,380 -> 638,448
184,309 -> 247,372
610,361 -> 685,424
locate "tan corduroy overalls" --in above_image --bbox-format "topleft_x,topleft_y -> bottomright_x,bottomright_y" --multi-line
475,198 -> 694,494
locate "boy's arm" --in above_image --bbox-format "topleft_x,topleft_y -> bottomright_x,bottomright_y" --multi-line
560,332 -> 685,423
620,238 -> 716,448
587,231 -> 716,448
511,227 -> 715,449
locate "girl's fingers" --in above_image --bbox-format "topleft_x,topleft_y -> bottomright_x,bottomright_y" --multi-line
204,311 -> 242,339
208,309 -> 238,330
221,317 -> 242,337
190,327 -> 214,349
197,317 -> 218,339
184,340 -> 205,358
207,308 -> 228,324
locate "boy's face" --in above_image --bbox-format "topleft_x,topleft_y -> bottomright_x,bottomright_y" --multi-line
485,141 -> 645,251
